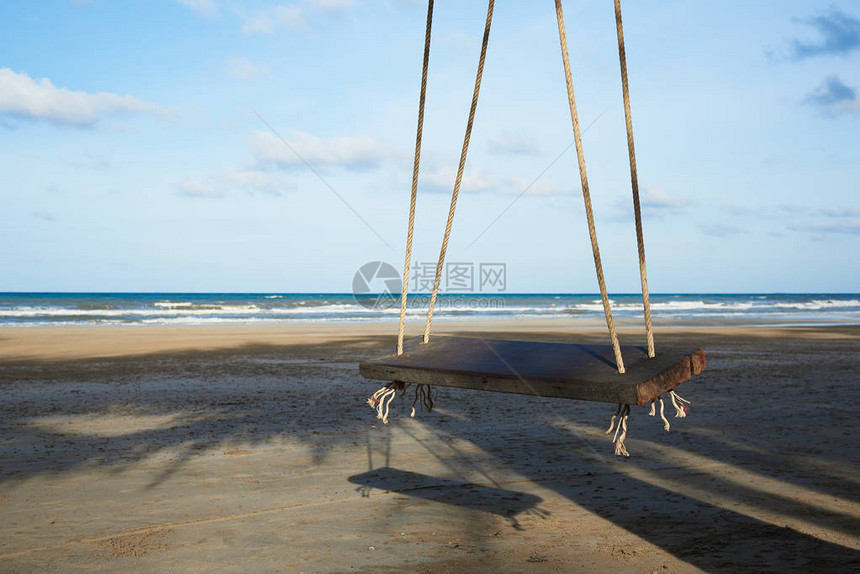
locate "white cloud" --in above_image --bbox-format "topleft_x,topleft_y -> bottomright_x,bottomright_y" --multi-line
226,56 -> 265,81
274,4 -> 308,31
311,0 -> 355,14
241,3 -> 308,34
176,169 -> 297,199
488,131 -> 541,156
821,207 -> 860,218
223,168 -> 296,195
789,222 -> 860,235
177,0 -> 217,17
31,210 -> 57,222
0,68 -> 173,127
640,187 -> 693,212
421,165 -> 497,193
74,154 -> 112,171
176,178 -> 225,199
501,176 -> 565,196
251,129 -> 389,170
241,13 -> 275,34
239,1 -> 355,35
701,223 -> 741,237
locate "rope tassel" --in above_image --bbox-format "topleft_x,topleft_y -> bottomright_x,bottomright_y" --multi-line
648,391 -> 691,432
410,384 -> 434,417
669,390 -> 690,418
605,403 -> 623,435
369,382 -> 433,423
611,404 -> 631,457
605,391 -> 693,456
367,383 -> 400,424
648,397 -> 670,431
659,397 -> 670,431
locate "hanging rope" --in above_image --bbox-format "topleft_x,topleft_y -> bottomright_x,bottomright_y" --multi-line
397,0 -> 435,356
423,0 -> 495,344
554,0 -> 625,374
614,0 -> 655,359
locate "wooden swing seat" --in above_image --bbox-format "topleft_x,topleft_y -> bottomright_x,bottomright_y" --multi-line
360,335 -> 706,407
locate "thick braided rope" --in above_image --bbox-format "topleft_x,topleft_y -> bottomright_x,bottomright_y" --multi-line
423,0 -> 495,343
397,0 -> 434,355
555,0 -> 625,373
614,0 -> 655,359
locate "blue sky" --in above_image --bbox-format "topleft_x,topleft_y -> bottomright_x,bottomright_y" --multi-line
1,0 -> 858,293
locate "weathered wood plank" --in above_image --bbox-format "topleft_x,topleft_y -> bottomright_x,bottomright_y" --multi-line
359,336 -> 705,406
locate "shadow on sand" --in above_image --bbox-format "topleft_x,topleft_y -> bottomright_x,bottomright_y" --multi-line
348,467 -> 547,530
2,329 -> 859,571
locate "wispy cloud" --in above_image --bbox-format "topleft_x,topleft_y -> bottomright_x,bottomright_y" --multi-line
500,176 -> 565,196
487,131 -> 541,156
640,187 -> 693,213
177,0 -> 218,17
722,204 -> 755,217
701,223 -> 741,237
718,203 -> 860,224
226,56 -> 266,81
791,7 -> 860,59
311,0 -> 354,14
31,211 -> 57,222
175,168 -> 296,199
251,129 -> 389,170
789,222 -> 860,235
420,165 -> 498,194
238,1 -> 355,35
222,168 -> 296,195
803,75 -> 860,115
0,68 -> 175,128
241,4 -> 307,34
777,203 -> 809,214
74,154 -> 112,171
175,178 -> 225,199
820,207 -> 860,218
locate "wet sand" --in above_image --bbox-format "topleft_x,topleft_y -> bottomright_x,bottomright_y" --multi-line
1,322 -> 858,572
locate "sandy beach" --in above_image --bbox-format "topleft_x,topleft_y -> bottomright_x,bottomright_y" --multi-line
1,321 -> 858,572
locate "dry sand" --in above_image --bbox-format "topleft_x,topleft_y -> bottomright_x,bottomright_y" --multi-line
0,321 -> 858,572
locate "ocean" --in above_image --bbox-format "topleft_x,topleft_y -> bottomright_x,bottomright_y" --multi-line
0,293 -> 858,327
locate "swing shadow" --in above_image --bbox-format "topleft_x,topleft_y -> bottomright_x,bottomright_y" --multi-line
348,467 -> 547,530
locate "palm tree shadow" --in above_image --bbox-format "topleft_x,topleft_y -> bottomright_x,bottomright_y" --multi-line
546,429 -> 860,572
0,337 -> 395,487
403,392 -> 860,573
